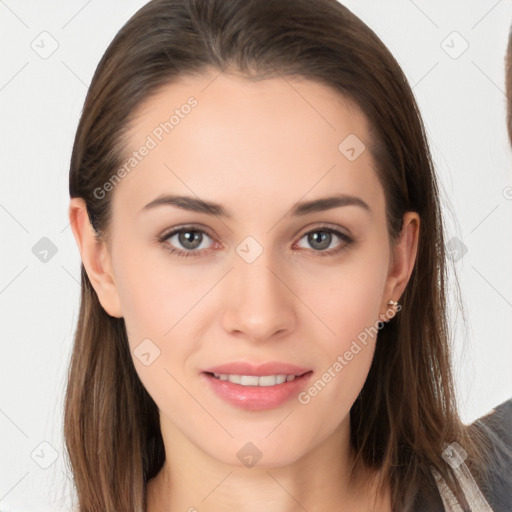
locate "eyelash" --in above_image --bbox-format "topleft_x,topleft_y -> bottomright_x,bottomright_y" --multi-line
157,225 -> 354,259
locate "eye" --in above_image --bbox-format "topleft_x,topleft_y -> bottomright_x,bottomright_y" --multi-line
158,226 -> 216,258
295,227 -> 353,256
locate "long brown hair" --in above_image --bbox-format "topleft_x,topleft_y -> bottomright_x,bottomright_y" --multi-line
65,0 -> 492,510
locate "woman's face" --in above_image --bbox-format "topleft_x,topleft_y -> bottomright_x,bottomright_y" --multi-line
87,70 -> 417,468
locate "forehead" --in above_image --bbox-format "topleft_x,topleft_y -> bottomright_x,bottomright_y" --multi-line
113,71 -> 384,219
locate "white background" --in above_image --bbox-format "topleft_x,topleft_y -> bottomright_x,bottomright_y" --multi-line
1,0 -> 512,510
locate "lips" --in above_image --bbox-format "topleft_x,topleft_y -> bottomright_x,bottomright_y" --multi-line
200,361 -> 313,411
202,361 -> 311,377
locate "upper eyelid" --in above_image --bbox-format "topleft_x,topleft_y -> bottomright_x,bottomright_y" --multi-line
160,224 -> 216,243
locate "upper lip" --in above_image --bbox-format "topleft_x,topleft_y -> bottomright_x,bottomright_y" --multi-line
202,362 -> 312,377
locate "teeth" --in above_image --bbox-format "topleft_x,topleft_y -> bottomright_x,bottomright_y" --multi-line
240,375 -> 259,386
212,373 -> 298,386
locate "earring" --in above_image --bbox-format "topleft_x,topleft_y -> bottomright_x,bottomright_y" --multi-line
387,300 -> 399,309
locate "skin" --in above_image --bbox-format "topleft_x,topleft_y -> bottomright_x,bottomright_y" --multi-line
69,69 -> 419,512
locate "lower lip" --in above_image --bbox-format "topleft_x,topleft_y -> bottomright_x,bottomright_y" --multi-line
201,372 -> 313,411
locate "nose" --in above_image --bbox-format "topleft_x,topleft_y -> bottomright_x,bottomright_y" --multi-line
221,253 -> 297,343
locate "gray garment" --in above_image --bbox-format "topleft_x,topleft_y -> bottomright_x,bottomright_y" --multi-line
412,398 -> 512,511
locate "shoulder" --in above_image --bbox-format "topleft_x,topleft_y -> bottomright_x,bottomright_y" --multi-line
410,397 -> 512,512
468,397 -> 512,512
470,397 -> 512,450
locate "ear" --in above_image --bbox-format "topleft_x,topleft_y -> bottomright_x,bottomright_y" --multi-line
68,198 -> 123,318
380,211 -> 420,316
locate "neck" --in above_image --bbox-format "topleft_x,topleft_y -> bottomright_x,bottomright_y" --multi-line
146,415 -> 391,512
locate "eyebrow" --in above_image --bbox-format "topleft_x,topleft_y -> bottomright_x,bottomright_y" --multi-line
140,193 -> 371,218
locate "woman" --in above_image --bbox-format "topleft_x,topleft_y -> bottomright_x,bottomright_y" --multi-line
65,0 -> 512,510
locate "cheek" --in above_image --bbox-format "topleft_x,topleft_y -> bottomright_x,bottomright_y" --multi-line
294,244 -> 388,403
112,251 -> 196,414
111,244 -> 212,396
112,241 -> 207,343
299,246 -> 389,343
